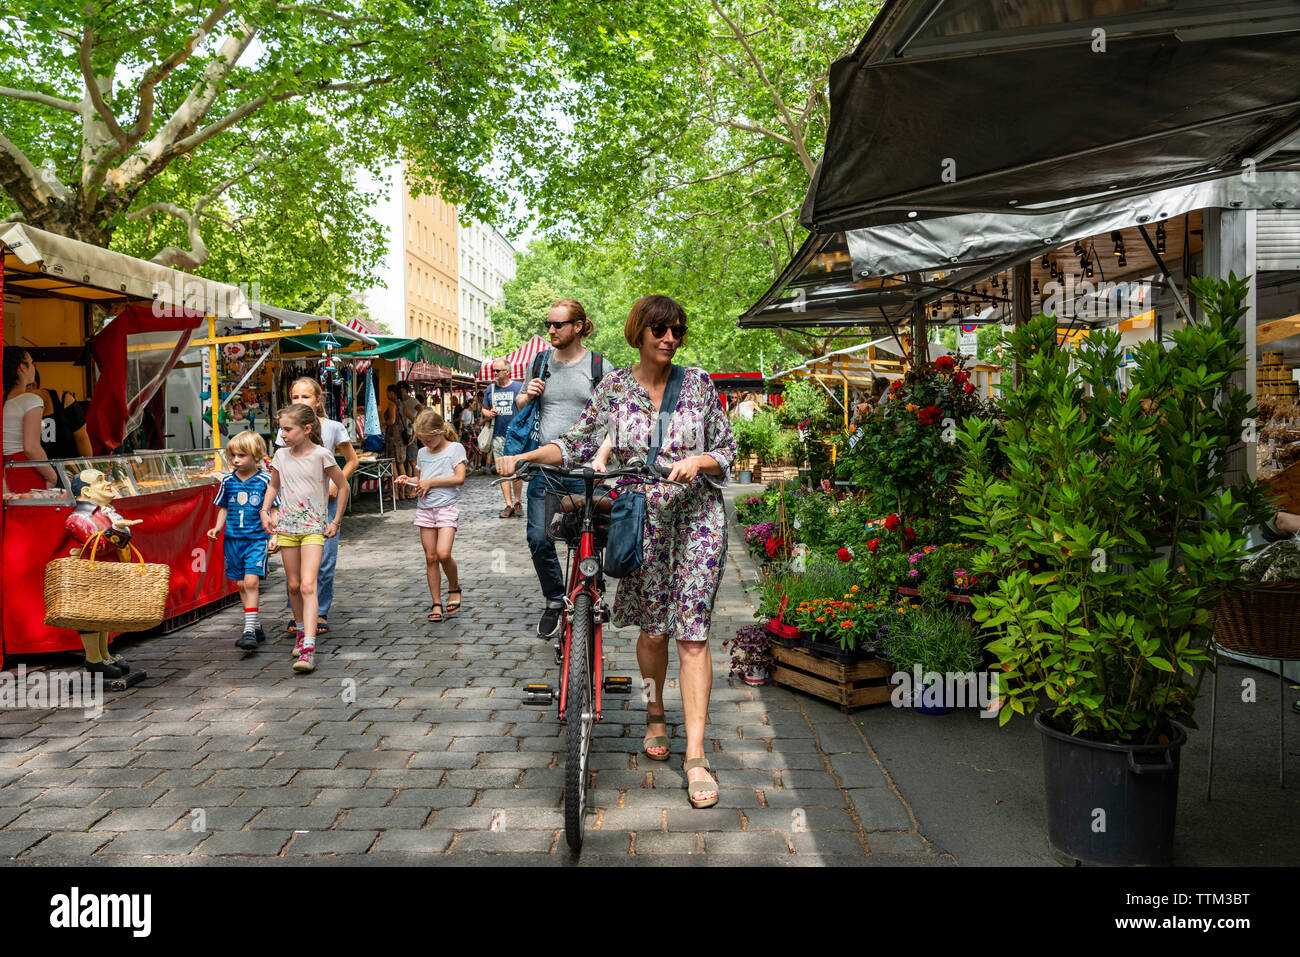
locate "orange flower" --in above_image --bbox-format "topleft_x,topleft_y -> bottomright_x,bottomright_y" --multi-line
841,620 -> 853,629
815,616 -> 826,622
850,585 -> 860,593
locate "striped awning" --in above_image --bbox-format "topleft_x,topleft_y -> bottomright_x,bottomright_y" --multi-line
478,335 -> 553,382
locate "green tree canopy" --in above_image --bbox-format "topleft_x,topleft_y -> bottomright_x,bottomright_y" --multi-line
0,0 -> 529,298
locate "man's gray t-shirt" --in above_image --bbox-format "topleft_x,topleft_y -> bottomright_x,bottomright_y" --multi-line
538,350 -> 614,446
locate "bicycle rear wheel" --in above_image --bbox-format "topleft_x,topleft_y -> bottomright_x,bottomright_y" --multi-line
564,592 -> 594,851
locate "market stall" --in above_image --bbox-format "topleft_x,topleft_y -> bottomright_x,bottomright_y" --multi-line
2,225 -> 253,664
477,335 -> 552,383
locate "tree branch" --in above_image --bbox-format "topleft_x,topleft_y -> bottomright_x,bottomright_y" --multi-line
79,15 -> 129,148
0,85 -> 82,114
0,130 -> 73,218
129,1 -> 235,143
718,117 -> 799,153
106,14 -> 257,192
125,152 -> 266,268
709,0 -> 816,176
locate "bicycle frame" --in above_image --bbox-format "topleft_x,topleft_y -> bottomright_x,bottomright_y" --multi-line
556,473 -> 604,723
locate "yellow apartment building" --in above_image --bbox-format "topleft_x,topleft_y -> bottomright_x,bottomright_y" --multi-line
403,166 -> 459,349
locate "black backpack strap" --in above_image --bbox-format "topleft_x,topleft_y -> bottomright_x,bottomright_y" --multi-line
648,365 -> 686,464
590,351 -> 606,383
530,351 -> 545,381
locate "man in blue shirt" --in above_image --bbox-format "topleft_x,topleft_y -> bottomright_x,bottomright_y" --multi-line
482,359 -> 524,517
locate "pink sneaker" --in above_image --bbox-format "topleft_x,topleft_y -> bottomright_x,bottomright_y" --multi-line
291,632 -> 305,659
293,645 -> 316,673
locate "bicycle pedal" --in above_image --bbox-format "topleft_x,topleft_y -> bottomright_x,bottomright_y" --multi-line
523,683 -> 555,706
603,676 -> 632,694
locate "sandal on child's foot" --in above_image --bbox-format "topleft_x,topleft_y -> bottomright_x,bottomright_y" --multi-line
683,757 -> 719,809
427,604 -> 444,622
643,712 -> 671,761
446,590 -> 462,616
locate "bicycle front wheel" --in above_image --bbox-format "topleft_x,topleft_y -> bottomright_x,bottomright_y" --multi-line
564,592 -> 594,851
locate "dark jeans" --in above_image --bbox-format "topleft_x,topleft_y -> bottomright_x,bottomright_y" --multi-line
526,474 -> 587,605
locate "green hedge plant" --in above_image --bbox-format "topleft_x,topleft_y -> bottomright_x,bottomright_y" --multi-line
955,274 -> 1271,745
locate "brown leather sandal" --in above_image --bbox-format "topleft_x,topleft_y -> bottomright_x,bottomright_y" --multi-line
684,757 -> 719,809
643,711 -> 670,761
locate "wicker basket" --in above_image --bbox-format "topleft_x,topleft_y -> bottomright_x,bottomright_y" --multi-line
1212,583 -> 1300,658
44,534 -> 170,633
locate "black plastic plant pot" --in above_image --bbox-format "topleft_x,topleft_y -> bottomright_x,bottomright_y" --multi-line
1035,714 -> 1187,867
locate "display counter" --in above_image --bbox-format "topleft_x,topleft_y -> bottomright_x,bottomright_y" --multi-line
2,449 -> 237,661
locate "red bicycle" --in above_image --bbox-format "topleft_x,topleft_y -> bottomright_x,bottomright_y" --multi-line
508,460 -> 680,851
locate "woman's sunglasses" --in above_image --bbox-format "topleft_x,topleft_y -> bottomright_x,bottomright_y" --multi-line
649,322 -> 687,340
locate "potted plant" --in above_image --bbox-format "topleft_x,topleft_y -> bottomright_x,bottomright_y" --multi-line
879,605 -> 982,714
954,275 -> 1271,865
732,416 -> 760,484
723,625 -> 775,685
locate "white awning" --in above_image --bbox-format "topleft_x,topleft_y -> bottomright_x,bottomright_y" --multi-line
2,223 -> 251,318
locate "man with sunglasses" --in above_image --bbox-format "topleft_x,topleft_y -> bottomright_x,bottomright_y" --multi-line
515,299 -> 613,638
482,359 -> 525,517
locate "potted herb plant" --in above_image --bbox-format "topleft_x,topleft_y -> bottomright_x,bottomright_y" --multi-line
880,606 -> 982,714
954,275 -> 1271,865
723,625 -> 775,685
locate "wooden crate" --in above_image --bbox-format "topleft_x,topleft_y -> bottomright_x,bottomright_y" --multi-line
771,644 -> 898,713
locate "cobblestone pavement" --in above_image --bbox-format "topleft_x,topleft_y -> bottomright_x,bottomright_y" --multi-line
0,475 -> 948,866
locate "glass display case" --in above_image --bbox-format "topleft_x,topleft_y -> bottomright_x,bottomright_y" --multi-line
2,449 -> 225,505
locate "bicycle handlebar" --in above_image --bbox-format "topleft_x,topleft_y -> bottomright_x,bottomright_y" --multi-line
493,460 -> 685,488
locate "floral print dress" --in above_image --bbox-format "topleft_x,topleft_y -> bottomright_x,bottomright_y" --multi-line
553,366 -> 738,643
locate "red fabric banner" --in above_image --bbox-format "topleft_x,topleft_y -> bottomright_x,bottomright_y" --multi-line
84,303 -> 205,454
1,484 -> 236,660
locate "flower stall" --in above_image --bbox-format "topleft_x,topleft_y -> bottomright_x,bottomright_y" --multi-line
731,351 -> 998,712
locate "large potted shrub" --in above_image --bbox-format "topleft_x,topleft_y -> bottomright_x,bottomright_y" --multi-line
954,275 -> 1271,865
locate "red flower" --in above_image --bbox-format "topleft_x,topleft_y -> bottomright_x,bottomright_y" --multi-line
884,513 -> 901,531
917,405 -> 943,426
837,547 -> 853,562
889,381 -> 903,392
765,535 -> 784,558
935,356 -> 955,372
905,527 -> 916,543
867,538 -> 880,552
963,382 -> 974,395
955,369 -> 969,384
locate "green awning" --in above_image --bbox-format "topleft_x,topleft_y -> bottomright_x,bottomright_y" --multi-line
341,336 -> 430,361
278,333 -> 369,354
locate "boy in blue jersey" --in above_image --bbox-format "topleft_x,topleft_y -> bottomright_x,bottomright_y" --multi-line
207,431 -> 280,651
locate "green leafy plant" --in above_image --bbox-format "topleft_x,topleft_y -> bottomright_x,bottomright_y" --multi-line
955,274 -> 1272,745
880,606 -> 982,675
838,355 -> 992,523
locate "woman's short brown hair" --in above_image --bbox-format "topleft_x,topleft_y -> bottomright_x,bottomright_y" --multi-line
624,294 -> 688,348
552,299 -> 593,338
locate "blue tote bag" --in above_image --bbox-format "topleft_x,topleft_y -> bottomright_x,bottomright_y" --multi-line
603,364 -> 685,578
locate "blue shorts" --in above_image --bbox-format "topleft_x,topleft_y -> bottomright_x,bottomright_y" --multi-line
224,536 -> 270,580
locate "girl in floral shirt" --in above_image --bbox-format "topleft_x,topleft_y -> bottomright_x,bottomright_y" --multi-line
499,295 -> 737,809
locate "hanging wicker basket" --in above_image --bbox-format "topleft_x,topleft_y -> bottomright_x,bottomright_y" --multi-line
44,533 -> 170,633
1212,583 -> 1300,658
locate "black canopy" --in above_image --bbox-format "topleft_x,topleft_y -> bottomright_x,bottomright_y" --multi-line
802,0 -> 1300,233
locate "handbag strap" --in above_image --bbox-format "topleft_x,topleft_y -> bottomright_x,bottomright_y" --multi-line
646,365 -> 686,468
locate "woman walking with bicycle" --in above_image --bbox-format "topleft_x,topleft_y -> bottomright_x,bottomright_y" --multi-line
499,294 -> 737,810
